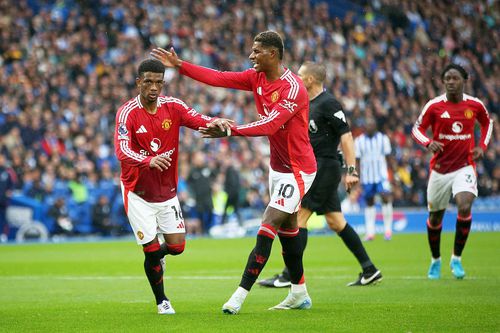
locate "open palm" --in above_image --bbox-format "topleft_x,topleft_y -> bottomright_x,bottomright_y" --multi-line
150,47 -> 181,68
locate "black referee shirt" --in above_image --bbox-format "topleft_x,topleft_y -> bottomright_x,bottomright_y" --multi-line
308,91 -> 350,160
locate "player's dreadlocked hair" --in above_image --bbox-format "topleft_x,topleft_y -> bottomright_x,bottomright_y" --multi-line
441,63 -> 468,81
254,31 -> 284,60
302,61 -> 326,83
138,59 -> 165,77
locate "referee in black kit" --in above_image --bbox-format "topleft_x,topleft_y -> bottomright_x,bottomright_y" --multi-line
259,61 -> 382,287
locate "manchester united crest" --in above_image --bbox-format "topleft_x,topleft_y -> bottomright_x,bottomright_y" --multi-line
464,109 -> 473,119
162,119 -> 172,130
271,91 -> 279,103
137,231 -> 144,240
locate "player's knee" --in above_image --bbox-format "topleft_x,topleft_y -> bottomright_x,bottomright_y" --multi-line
326,219 -> 342,232
457,204 -> 472,218
325,214 -> 345,232
428,211 -> 444,227
166,241 -> 185,256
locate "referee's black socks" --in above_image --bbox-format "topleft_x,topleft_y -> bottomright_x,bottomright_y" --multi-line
338,223 -> 377,273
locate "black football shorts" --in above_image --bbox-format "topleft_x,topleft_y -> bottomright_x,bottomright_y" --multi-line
301,158 -> 342,214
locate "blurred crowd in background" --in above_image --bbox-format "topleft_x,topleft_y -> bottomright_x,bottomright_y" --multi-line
0,0 -> 498,237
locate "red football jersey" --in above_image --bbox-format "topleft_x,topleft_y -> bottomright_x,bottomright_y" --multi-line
412,93 -> 493,173
180,62 -> 317,174
114,95 -> 213,202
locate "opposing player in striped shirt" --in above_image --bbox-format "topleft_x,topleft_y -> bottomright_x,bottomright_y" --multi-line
114,59 -> 231,314
412,63 -> 493,280
152,31 -> 317,314
354,118 -> 393,241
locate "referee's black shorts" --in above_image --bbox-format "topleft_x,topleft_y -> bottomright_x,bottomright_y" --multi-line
301,158 -> 342,215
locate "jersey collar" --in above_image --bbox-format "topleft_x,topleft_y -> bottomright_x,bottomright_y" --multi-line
136,95 -> 162,109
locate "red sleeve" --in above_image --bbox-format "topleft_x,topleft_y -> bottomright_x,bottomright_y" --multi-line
475,100 -> 493,151
230,88 -> 303,137
179,61 -> 253,91
114,108 -> 152,167
411,100 -> 434,147
172,98 -> 214,130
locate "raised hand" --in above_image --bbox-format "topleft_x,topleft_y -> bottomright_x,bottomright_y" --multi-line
150,47 -> 182,68
149,155 -> 172,171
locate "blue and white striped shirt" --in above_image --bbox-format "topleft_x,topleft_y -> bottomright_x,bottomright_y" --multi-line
354,132 -> 391,184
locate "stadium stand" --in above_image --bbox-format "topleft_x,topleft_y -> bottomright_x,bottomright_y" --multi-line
0,0 -> 497,238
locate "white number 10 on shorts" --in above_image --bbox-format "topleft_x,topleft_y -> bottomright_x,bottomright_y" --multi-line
268,168 -> 316,214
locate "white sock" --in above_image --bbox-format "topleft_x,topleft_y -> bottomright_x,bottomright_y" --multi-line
365,206 -> 376,236
451,254 -> 461,261
233,286 -> 249,300
431,257 -> 441,263
291,283 -> 307,294
382,203 -> 393,234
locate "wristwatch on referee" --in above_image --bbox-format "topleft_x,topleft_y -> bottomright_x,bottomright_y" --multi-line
347,165 -> 358,177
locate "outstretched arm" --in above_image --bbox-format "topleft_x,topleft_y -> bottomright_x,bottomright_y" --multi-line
199,98 -> 300,138
151,47 -> 253,91
170,96 -> 233,132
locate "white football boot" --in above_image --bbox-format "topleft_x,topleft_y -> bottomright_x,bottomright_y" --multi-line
157,299 -> 175,315
269,291 -> 312,310
222,288 -> 248,315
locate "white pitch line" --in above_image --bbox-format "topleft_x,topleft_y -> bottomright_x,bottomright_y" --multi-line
0,275 -> 493,281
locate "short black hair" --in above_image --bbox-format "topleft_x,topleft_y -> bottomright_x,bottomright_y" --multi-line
254,31 -> 284,60
137,59 -> 165,77
441,63 -> 468,81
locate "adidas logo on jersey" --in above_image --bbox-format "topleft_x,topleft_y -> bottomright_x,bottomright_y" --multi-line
440,111 -> 450,118
177,221 -> 185,229
274,198 -> 285,206
136,125 -> 147,133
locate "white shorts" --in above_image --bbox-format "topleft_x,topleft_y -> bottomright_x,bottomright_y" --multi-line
427,165 -> 477,212
268,168 -> 316,214
121,183 -> 185,245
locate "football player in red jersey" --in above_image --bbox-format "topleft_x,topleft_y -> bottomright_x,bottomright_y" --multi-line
259,61 -> 382,288
114,59 -> 231,314
152,31 -> 317,314
412,64 -> 493,280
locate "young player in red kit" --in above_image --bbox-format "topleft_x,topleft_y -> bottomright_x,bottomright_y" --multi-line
114,59 -> 231,314
152,31 -> 317,314
412,64 -> 493,280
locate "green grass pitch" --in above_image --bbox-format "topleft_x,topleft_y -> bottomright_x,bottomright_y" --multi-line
1,232 -> 499,332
